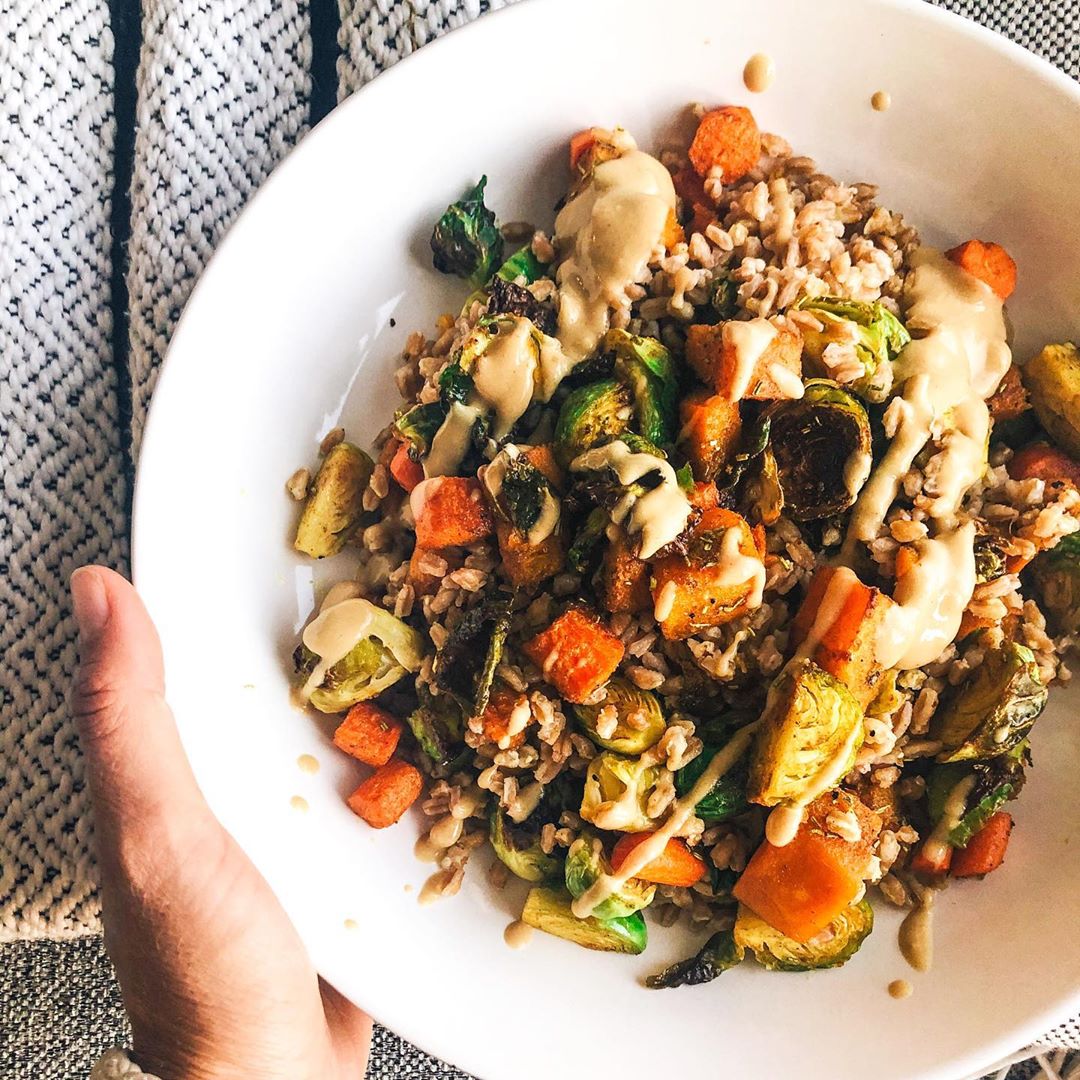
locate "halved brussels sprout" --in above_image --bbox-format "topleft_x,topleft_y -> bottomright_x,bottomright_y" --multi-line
394,402 -> 448,456
294,443 -> 374,558
489,805 -> 561,882
766,380 -> 872,521
294,599 -> 425,713
645,928 -> 744,989
933,642 -> 1047,762
747,659 -> 864,807
554,379 -> 633,465
406,686 -> 465,765
734,899 -> 874,971
604,328 -> 679,447
1022,342 -> 1080,458
675,743 -> 749,822
1027,532 -> 1080,635
432,595 -> 512,718
572,678 -> 667,755
564,836 -> 655,919
520,886 -> 648,954
795,296 -> 910,403
580,752 -> 662,833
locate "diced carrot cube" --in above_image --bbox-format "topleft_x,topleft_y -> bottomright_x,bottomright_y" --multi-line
333,703 -> 403,767
408,546 -> 444,597
346,759 -> 423,829
389,440 -> 424,493
477,684 -> 528,750
946,239 -> 1017,300
599,533 -> 651,614
679,389 -> 743,482
1008,443 -> 1080,488
610,833 -> 707,887
522,608 -> 625,704
688,106 -> 761,183
686,320 -> 803,400
951,811 -> 1013,878
412,477 -> 494,549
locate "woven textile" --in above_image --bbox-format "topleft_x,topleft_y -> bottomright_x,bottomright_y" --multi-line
1,0 -> 1079,1077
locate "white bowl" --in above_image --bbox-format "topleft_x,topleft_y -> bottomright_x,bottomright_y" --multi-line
133,2 -> 1080,1077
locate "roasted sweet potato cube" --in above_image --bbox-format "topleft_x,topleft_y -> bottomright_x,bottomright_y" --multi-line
495,518 -> 565,588
599,534 -> 651,614
333,703 -> 403,767
477,684 -> 528,750
522,608 -> 625,704
408,546 -> 445,597
412,477 -> 494,549
679,389 -> 742,482
346,759 -> 423,829
686,320 -> 803,400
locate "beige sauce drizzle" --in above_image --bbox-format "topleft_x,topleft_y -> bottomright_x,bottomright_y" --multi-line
418,870 -> 453,906
554,142 -> 676,362
722,319 -> 777,401
768,362 -> 805,399
504,919 -> 534,949
922,774 -> 976,868
570,441 -> 692,559
300,598 -> 376,700
653,580 -> 678,623
714,527 -> 766,609
424,401 -> 483,478
843,448 -> 873,498
343,918 -> 359,931
289,795 -> 309,813
899,892 -> 935,973
483,445 -> 561,544
471,317 -> 539,439
296,754 -> 320,775
888,978 -> 913,999
572,721 -> 760,918
743,52 -> 776,93
871,90 -> 892,112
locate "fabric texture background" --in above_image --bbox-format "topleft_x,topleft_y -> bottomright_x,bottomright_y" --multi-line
0,0 -> 1078,1076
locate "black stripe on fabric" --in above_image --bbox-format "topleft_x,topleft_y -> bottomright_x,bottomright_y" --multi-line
309,0 -> 342,126
106,0 -> 141,510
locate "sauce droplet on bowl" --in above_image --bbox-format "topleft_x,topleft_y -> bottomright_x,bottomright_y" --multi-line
743,53 -> 776,93
871,90 -> 892,112
888,979 -> 913,999
296,753 -> 319,774
343,918 -> 358,931
504,920 -> 534,949
289,795 -> 309,813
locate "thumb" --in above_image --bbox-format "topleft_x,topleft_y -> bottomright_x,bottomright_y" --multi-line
70,565 -> 209,836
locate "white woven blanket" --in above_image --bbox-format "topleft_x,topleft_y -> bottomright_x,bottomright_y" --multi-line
1,0 -> 1078,1061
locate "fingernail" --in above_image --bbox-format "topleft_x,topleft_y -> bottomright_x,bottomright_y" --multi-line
71,567 -> 110,640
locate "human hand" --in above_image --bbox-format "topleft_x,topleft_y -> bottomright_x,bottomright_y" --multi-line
70,566 -> 372,1080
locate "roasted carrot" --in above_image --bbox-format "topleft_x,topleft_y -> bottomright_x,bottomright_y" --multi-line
495,519 -> 565,589
688,480 -> 721,513
569,128 -> 598,170
732,792 -> 880,942
477,684 -> 528,750
951,811 -> 1013,878
408,546 -> 443,598
688,106 -> 761,183
679,389 -> 743,482
610,833 -> 707,887
389,440 -> 424,493
522,607 -> 625,704
599,533 -> 652,614
412,476 -> 494,549
957,609 -> 999,641
910,843 -> 952,878
1008,442 -> 1080,488
333,703 -> 403,767
518,444 -> 564,490
672,165 -> 714,234
346,759 -> 423,828
661,208 -> 685,250
946,239 -> 1017,300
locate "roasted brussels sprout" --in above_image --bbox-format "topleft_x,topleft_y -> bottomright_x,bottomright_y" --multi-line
675,743 -> 749,822
1027,532 -> 1080,634
394,402 -> 448,456
294,599 -> 425,713
645,928 -> 744,988
433,595 -> 512,717
721,413 -> 771,489
489,805 -> 561,882
747,659 -> 864,806
430,176 -> 502,287
486,276 -> 555,335
572,678 -> 667,755
520,886 -> 648,954
1022,342 -> 1080,457
564,836 -> 655,919
973,534 -> 1009,585
604,329 -> 680,447
795,296 -> 910,402
927,748 -> 1027,850
733,899 -> 874,971
568,506 -> 609,574
709,273 -> 738,321
933,642 -> 1047,762
766,380 -> 872,521
580,752 -> 662,832
554,379 -> 633,465
294,442 -> 374,558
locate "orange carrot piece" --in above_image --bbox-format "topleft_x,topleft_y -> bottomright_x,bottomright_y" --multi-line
679,389 -> 743,483
519,444 -> 564,491
957,608 -> 999,641
611,833 -> 707,887
946,239 -> 1017,300
569,128 -> 598,170
661,208 -> 685,250
688,106 -> 761,183
732,792 -> 879,942
346,759 -> 423,828
412,477 -> 494,549
522,608 -> 625,704
333,703 -> 403,767
688,480 -> 721,513
477,685 -> 527,750
495,519 -> 565,589
951,811 -> 1013,878
408,547 -> 443,598
910,841 -> 952,878
389,441 -> 424,493
1008,442 -> 1080,488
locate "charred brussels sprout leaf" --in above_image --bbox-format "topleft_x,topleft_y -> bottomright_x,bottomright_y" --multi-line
520,886 -> 648,954
430,176 -> 502,287
433,595 -> 513,717
926,748 -> 1027,848
1027,532 -> 1080,635
734,900 -> 874,971
568,507 -> 609,574
646,928 -> 744,989
501,457 -> 550,536
748,659 -> 864,806
604,329 -> 680,447
933,642 -> 1047,762
675,744 -> 749,822
766,380 -> 872,521
438,361 -> 474,406
573,677 -> 667,755
486,276 -> 556,335
394,402 -> 448,456
555,379 -> 633,465
795,296 -> 910,403
489,805 -> 561,882
406,687 -> 465,764
580,752 -> 662,832
564,836 -> 655,919
973,534 -> 1009,585
294,443 -> 374,558
710,274 -> 739,321
495,244 -> 548,285
722,414 -> 771,489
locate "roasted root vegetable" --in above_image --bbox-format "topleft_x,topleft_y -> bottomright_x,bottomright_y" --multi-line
733,899 -> 874,971
522,607 -> 625,704
407,547 -> 443,598
579,752 -> 662,833
333,703 -> 403,767
950,811 -> 1013,877
294,442 -> 373,558
412,476 -> 495,549
651,506 -> 765,640
572,677 -> 666,755
1020,343 -> 1080,459
430,176 -> 502,287
1027,533 -> 1080,634
678,389 -> 742,482
747,659 -> 864,807
598,533 -> 651,613
945,239 -> 1017,300
610,832 -> 707,887
346,759 -> 423,828
988,363 -> 1031,424
389,440 -> 424,493
476,684 -> 528,751
732,791 -> 880,942
1008,441 -> 1080,488
688,106 -> 761,183
521,886 -> 647,954
789,566 -> 892,706
685,319 -> 803,401
564,836 -> 655,918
